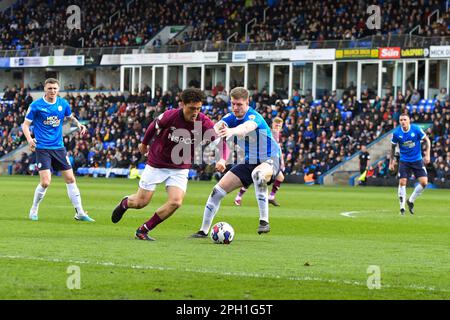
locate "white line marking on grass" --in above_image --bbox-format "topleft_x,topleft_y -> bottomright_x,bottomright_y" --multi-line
1,254 -> 449,294
340,211 -> 359,218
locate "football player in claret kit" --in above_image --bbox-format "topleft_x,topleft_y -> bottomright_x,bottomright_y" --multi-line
389,113 -> 431,215
192,87 -> 282,238
22,78 -> 95,222
111,88 -> 228,241
234,116 -> 285,207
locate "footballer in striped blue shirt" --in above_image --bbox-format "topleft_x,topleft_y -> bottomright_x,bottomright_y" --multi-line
389,113 -> 431,215
22,78 -> 95,222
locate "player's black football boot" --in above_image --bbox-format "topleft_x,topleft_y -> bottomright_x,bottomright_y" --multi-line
135,228 -> 155,241
406,200 -> 414,215
111,197 -> 128,223
190,231 -> 208,238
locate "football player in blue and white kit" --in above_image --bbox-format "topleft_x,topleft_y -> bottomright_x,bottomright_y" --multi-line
192,87 -> 282,236
389,113 -> 431,215
22,78 -> 95,222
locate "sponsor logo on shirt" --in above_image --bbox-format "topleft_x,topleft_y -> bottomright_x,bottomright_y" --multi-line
168,127 -> 196,144
43,116 -> 61,127
402,141 -> 415,148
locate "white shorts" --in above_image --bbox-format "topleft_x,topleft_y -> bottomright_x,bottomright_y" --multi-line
139,165 -> 189,192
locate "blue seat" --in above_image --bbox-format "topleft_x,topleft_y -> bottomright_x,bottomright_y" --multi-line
341,111 -> 352,120
137,163 -> 146,169
87,151 -> 95,162
76,167 -> 89,175
102,142 -> 115,149
188,169 -> 197,179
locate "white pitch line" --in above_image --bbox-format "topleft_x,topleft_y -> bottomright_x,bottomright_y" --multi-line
340,211 -> 359,218
1,254 -> 449,294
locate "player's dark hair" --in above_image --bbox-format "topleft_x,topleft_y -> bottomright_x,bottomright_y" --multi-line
400,113 -> 410,118
44,78 -> 60,86
180,88 -> 205,104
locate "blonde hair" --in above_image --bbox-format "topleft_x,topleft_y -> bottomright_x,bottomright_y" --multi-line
230,87 -> 249,100
273,117 -> 283,124
44,78 -> 60,86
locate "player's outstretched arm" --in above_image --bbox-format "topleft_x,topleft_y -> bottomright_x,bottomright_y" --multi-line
217,121 -> 257,139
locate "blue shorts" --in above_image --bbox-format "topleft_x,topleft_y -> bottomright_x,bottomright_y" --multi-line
230,157 -> 281,188
398,160 -> 427,179
36,148 -> 72,172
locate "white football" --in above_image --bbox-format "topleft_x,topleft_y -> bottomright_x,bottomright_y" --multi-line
210,222 -> 235,244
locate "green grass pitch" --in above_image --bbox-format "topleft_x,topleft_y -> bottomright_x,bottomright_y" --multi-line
0,176 -> 449,299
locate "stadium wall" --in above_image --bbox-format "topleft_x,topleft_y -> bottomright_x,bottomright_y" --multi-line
2,46 -> 450,101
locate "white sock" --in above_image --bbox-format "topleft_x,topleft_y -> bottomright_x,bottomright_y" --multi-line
31,184 -> 47,213
398,185 -> 406,210
409,184 -> 425,203
252,171 -> 269,223
66,182 -> 85,216
200,185 -> 227,234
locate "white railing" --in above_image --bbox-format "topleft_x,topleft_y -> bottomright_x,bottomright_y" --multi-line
263,7 -> 269,23
127,0 -> 136,12
245,18 -> 257,41
109,10 -> 121,24
227,32 -> 238,43
428,9 -> 439,25
90,23 -> 104,36
409,24 -> 421,35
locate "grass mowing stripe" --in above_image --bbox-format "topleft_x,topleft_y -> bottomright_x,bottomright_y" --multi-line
1,254 -> 449,294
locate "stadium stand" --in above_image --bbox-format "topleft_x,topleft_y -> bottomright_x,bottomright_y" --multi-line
1,85 -> 448,184
1,0 -> 449,50
0,0 -> 448,184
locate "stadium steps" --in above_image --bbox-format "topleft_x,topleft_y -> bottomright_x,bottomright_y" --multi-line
320,128 -> 396,186
144,25 -> 189,48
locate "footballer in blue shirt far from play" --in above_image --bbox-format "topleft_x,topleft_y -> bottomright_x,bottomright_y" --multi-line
25,95 -> 72,150
389,113 -> 431,216
22,78 -> 95,223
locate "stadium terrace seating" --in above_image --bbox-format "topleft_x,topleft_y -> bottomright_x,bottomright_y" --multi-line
1,0 -> 448,49
2,87 -> 448,183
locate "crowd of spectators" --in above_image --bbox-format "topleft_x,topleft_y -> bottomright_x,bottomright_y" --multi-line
1,82 -> 448,183
1,0 -> 449,51
170,0 -> 450,46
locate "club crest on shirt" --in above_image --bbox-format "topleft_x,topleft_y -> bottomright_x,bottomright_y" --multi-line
58,105 -> 63,112
248,115 -> 256,120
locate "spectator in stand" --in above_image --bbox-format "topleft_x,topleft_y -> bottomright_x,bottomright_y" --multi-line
436,88 -> 448,104
410,90 -> 421,105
